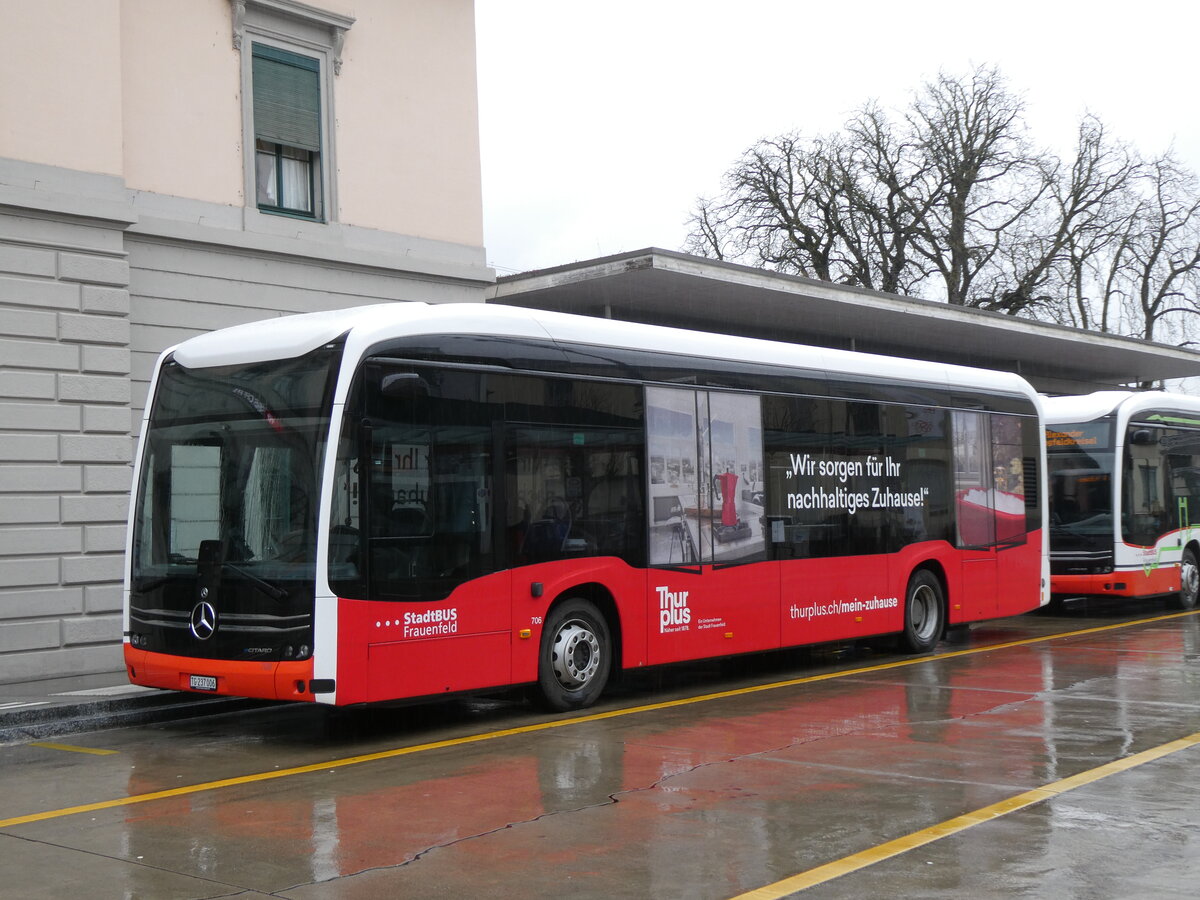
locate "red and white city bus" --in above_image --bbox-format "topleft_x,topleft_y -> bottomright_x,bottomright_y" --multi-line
1044,390 -> 1200,609
124,303 -> 1048,711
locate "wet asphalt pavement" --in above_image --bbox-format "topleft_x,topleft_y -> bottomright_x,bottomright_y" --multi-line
2,598 -> 1199,899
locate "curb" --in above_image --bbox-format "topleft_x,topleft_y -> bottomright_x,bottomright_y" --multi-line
0,691 -> 272,746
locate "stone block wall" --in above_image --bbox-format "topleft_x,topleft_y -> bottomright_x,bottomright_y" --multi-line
0,168 -> 135,681
0,161 -> 491,684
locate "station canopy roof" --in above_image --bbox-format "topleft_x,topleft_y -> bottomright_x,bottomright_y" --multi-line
488,248 -> 1200,395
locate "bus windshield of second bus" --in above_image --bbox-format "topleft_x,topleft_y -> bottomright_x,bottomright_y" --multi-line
1046,420 -> 1114,553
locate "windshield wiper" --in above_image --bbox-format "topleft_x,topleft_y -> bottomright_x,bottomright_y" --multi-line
134,562 -> 289,603
133,574 -> 173,594
221,562 -> 289,602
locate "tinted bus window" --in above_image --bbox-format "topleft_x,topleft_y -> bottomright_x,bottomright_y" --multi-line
366,369 -> 495,601
841,400 -> 887,556
952,411 -> 1038,548
763,395 -> 834,559
991,413 -> 1027,543
1163,427 -> 1200,530
881,404 -> 953,549
1123,425 -> 1169,547
329,367 -> 495,602
1124,423 -> 1200,546
494,374 -> 646,569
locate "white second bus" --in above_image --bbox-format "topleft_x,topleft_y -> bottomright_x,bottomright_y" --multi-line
1044,390 -> 1200,609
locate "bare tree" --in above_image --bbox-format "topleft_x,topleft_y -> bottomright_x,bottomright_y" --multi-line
988,115 -> 1141,321
904,66 -> 1047,308
686,133 -> 848,281
838,102 -> 934,295
1114,154 -> 1200,344
684,196 -> 733,261
687,66 -> 1048,308
686,115 -> 932,293
684,65 -> 1200,347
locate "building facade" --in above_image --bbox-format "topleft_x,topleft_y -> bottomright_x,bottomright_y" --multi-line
0,0 -> 491,683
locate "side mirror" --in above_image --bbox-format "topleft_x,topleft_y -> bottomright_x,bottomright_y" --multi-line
1130,428 -> 1156,446
381,373 -> 429,398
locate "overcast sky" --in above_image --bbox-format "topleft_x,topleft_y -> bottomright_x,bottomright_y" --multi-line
476,0 -> 1200,276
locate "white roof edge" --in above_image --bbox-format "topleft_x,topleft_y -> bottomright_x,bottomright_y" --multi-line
168,302 -> 1037,400
1042,389 -> 1200,424
170,305 -> 414,368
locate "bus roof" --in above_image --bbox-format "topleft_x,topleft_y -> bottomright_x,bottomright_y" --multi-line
1042,390 -> 1200,425
169,302 -> 1037,402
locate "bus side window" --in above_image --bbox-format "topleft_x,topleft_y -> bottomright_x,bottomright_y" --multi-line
332,365 -> 498,601
507,424 -> 643,565
843,401 -> 886,556
499,375 -> 645,569
763,395 -> 835,560
952,411 -> 995,547
1165,428 -> 1200,530
1124,424 -> 1167,546
882,404 -> 952,549
952,411 -> 1035,548
990,414 -> 1027,544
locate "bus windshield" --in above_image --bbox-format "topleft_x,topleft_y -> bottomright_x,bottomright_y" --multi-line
1046,420 -> 1113,550
129,344 -> 340,659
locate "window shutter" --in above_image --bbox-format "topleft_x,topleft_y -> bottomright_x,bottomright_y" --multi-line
252,44 -> 321,152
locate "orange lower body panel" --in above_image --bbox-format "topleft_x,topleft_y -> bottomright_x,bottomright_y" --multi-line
1051,565 -> 1180,598
124,645 -> 316,702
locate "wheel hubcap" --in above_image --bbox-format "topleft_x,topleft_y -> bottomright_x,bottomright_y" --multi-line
1184,559 -> 1199,604
551,620 -> 600,690
910,584 -> 938,642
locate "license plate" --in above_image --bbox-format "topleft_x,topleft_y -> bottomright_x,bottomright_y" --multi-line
189,674 -> 218,692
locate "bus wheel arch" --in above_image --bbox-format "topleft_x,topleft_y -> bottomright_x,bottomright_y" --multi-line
536,585 -> 619,711
901,563 -> 946,654
1177,544 -> 1200,610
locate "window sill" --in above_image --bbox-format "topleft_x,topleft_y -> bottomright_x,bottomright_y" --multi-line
257,206 -> 325,224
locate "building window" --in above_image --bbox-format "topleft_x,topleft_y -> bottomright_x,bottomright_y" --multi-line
232,0 -> 353,225
252,43 -> 322,219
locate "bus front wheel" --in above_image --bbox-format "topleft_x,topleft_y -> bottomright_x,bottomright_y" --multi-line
901,569 -> 944,653
537,598 -> 612,712
1177,548 -> 1200,611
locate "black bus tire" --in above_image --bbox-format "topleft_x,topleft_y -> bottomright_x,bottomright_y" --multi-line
537,598 -> 612,711
1177,548 -> 1200,610
901,569 -> 944,654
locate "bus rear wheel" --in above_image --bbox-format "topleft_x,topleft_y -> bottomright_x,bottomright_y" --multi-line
1177,548 -> 1200,611
537,598 -> 612,712
901,569 -> 944,653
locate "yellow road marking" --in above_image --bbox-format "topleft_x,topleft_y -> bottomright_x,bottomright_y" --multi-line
27,742 -> 118,757
732,730 -> 1200,898
1,608 -> 1196,830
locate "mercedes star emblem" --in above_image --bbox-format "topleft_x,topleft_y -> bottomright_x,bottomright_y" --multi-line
190,600 -> 218,640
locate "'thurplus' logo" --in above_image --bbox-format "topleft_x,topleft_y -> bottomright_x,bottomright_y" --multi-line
656,586 -> 691,633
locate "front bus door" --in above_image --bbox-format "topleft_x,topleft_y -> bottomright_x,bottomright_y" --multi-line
343,364 -> 511,703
